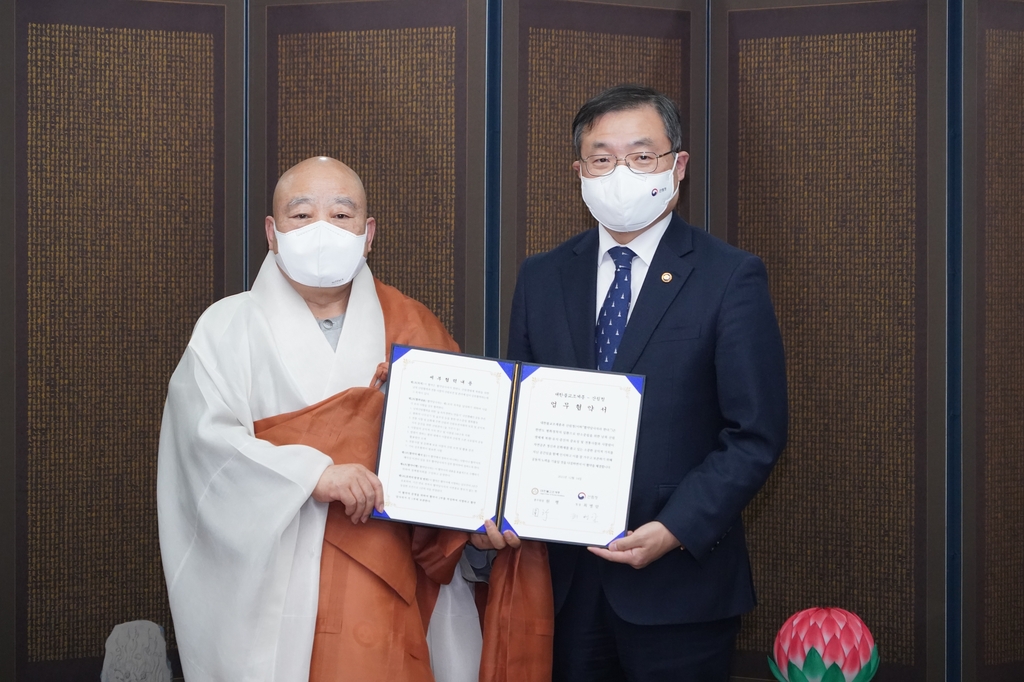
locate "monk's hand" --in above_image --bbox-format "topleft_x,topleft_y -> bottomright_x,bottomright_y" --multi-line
587,521 -> 681,569
469,518 -> 521,551
312,464 -> 385,523
370,362 -> 389,389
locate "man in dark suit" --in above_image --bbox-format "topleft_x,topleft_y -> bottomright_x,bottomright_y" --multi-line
507,84 -> 788,681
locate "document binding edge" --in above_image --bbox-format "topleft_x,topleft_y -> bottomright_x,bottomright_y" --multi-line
492,361 -> 522,530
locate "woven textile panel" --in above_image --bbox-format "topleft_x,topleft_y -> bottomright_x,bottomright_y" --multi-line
23,24 -> 216,661
523,27 -> 685,258
980,26 -> 1024,669
731,29 -> 922,670
275,27 -> 457,335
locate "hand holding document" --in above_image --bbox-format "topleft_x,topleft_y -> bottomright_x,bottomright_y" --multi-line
372,346 -> 644,547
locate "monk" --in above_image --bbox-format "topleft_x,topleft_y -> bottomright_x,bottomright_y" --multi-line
157,157 -> 552,682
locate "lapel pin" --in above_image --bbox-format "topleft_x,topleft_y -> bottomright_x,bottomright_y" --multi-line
661,272 -> 673,283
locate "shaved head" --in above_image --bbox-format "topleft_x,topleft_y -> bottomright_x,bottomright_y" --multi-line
272,156 -> 367,221
265,155 -> 376,264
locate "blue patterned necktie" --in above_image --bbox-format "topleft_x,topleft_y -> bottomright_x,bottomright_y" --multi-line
595,246 -> 637,371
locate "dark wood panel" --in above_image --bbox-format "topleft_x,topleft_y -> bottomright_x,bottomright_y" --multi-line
967,2 -> 1024,680
11,0 -> 243,678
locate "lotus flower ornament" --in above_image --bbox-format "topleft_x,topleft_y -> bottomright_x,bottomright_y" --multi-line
768,607 -> 879,682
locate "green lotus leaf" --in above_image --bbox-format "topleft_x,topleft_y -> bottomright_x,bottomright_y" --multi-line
767,656 -> 787,682
788,661 -> 810,682
802,647 -> 826,679
821,663 -> 846,682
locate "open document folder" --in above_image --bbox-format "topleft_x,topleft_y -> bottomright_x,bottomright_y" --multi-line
371,345 -> 644,547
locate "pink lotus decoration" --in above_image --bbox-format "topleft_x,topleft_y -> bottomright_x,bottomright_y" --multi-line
768,607 -> 879,682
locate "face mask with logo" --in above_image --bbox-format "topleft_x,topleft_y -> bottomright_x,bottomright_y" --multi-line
273,219 -> 367,288
579,154 -> 678,232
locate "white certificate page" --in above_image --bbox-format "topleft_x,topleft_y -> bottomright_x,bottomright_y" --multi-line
501,366 -> 643,546
375,347 -> 514,531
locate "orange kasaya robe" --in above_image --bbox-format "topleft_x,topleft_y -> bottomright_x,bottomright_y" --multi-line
254,279 -> 554,682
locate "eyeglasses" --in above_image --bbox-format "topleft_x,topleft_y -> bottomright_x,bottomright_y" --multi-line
580,151 -> 676,176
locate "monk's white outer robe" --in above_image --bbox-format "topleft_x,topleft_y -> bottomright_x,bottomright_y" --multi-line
158,254 -> 386,681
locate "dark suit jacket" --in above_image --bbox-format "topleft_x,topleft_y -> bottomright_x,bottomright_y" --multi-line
507,214 -> 787,626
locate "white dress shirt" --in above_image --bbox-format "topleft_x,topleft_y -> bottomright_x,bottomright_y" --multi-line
595,213 -> 673,323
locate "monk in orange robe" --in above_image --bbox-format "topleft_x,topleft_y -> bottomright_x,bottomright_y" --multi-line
160,155 -> 550,682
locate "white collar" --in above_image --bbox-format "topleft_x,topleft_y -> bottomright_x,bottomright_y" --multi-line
249,253 -> 385,404
597,212 -> 672,265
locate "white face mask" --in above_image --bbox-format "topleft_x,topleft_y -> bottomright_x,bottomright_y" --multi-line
579,155 -> 679,232
273,219 -> 367,288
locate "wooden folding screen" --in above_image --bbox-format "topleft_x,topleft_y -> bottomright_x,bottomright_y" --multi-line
5,1 -> 1023,680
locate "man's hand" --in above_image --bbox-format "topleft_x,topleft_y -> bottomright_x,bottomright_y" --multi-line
312,464 -> 384,523
587,521 -> 682,569
469,518 -> 521,551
